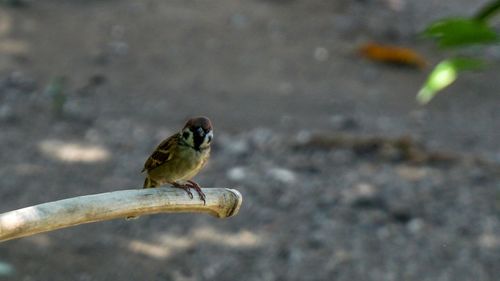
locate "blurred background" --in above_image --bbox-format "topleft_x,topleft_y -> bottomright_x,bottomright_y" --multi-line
0,0 -> 499,280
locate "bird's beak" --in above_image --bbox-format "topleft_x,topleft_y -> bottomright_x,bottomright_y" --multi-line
205,131 -> 213,144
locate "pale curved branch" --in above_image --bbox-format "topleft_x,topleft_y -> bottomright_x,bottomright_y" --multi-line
0,187 -> 242,243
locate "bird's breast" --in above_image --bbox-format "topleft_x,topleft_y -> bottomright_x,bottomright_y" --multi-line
148,146 -> 209,183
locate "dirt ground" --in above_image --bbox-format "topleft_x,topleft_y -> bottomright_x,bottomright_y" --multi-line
0,0 -> 499,280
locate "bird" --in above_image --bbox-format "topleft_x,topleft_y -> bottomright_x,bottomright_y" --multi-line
141,116 -> 213,204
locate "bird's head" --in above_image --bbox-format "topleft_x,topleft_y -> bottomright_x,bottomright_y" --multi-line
181,116 -> 213,151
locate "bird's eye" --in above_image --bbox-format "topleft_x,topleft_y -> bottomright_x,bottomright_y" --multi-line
182,131 -> 190,139
207,135 -> 212,143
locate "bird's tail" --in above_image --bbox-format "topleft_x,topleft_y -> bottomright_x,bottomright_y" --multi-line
143,176 -> 158,188
126,176 -> 157,220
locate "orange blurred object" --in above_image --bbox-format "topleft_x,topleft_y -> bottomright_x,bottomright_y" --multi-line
359,42 -> 427,69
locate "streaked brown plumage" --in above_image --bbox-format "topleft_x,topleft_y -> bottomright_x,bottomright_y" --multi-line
142,117 -> 213,204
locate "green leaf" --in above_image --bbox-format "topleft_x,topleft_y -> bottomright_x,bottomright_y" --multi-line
446,57 -> 485,71
423,18 -> 499,48
474,0 -> 500,21
417,58 -> 485,104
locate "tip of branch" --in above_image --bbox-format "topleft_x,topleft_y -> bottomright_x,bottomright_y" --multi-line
224,188 -> 243,218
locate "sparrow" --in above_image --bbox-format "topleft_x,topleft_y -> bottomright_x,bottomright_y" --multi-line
141,116 -> 213,204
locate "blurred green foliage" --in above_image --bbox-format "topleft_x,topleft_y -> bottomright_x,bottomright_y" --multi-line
418,0 -> 500,104
44,76 -> 67,117
423,18 -> 498,48
417,58 -> 485,104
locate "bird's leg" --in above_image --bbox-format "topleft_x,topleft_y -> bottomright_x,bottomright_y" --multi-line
186,180 -> 207,205
171,182 -> 194,199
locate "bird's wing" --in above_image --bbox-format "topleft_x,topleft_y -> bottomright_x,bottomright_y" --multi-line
142,134 -> 178,172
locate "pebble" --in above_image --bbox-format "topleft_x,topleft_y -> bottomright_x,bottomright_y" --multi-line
230,13 -> 249,29
478,233 -> 500,249
267,167 -> 297,184
108,41 -> 129,55
227,166 -> 247,181
251,128 -> 275,148
0,261 -> 14,277
407,218 -> 425,234
344,182 -> 377,203
329,115 -> 359,131
0,105 -> 14,121
313,47 -> 329,62
396,165 -> 428,182
219,134 -> 249,155
295,130 -> 312,144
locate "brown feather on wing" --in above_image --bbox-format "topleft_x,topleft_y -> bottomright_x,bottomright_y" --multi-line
141,134 -> 178,172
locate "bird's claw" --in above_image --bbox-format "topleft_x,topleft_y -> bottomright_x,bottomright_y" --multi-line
186,180 -> 207,205
172,181 -> 206,205
172,182 -> 194,199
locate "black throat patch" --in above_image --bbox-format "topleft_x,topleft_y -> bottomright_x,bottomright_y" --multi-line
192,127 -> 205,151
